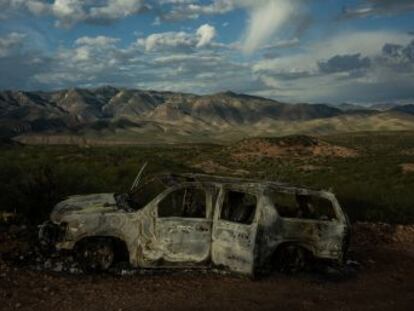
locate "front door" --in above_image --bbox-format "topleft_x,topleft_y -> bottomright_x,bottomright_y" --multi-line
211,187 -> 259,275
155,185 -> 213,265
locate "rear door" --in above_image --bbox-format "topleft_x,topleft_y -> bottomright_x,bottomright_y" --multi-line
271,190 -> 348,260
211,186 -> 260,275
155,184 -> 213,265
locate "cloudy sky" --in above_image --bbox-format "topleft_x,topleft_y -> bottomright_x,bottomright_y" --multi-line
0,0 -> 414,103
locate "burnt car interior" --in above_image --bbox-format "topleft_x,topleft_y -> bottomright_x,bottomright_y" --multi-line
220,190 -> 257,225
126,177 -> 168,210
271,191 -> 337,221
158,187 -> 206,218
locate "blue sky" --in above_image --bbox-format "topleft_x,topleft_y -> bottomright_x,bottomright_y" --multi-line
0,0 -> 414,103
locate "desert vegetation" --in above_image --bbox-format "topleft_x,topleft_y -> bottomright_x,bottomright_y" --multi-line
1,131 -> 414,225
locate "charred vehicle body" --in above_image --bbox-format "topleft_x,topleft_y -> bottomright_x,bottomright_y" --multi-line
40,171 -> 351,275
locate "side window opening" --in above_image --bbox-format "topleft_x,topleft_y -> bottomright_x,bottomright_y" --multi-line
158,187 -> 206,218
220,190 -> 257,225
271,191 -> 337,221
306,196 -> 337,221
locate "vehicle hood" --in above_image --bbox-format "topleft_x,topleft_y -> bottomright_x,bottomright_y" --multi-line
50,193 -> 120,223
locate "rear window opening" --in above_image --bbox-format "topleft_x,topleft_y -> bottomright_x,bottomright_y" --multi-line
270,191 -> 337,221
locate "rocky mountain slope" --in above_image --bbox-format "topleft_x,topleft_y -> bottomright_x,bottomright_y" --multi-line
1,87 -> 413,144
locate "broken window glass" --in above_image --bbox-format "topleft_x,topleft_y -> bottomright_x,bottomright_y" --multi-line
158,187 -> 206,218
220,191 -> 257,225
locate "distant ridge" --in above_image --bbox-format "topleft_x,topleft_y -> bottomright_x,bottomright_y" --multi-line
1,87 -> 414,144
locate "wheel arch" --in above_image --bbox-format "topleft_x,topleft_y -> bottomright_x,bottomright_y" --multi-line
74,235 -> 130,263
271,240 -> 315,260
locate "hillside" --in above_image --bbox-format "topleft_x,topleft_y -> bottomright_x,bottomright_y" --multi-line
1,87 -> 414,144
227,135 -> 358,160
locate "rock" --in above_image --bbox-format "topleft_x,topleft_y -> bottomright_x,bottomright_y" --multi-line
346,260 -> 361,267
44,259 -> 52,269
53,262 -> 63,272
69,267 -> 81,274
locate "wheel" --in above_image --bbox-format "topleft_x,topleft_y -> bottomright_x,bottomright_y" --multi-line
76,239 -> 115,273
274,245 -> 307,274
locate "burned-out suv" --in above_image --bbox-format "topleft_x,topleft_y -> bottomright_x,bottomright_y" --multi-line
40,172 -> 350,275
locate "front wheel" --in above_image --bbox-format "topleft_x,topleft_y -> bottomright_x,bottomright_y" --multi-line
76,238 -> 115,273
274,245 -> 308,274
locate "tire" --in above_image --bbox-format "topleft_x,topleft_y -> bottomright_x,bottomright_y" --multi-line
274,244 -> 307,274
76,238 -> 115,273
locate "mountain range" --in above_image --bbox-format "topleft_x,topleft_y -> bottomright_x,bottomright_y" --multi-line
1,86 -> 414,144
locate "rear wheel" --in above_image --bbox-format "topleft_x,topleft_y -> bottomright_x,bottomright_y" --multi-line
76,238 -> 115,273
274,245 -> 307,274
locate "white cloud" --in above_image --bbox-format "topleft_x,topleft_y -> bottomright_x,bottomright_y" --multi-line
25,0 -> 50,15
75,36 -> 120,47
0,28 -> 259,95
263,37 -> 300,50
196,24 -> 216,47
0,0 -> 44,19
73,46 -> 91,62
159,0 -> 305,54
48,0 -> 86,27
162,0 -> 235,21
138,31 -> 194,51
89,0 -> 149,21
1,0 -> 149,27
242,0 -> 298,54
137,24 -> 217,51
1,3 -> 414,105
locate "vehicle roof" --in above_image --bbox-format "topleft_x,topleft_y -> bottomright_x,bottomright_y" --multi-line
151,173 -> 328,194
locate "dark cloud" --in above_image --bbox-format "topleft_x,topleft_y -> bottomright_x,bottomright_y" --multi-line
318,53 -> 371,74
261,71 -> 314,81
382,40 -> 414,63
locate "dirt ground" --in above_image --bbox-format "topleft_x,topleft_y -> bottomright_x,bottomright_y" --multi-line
1,223 -> 413,311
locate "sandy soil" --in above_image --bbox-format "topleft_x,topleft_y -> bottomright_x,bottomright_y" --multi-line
0,223 -> 413,311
